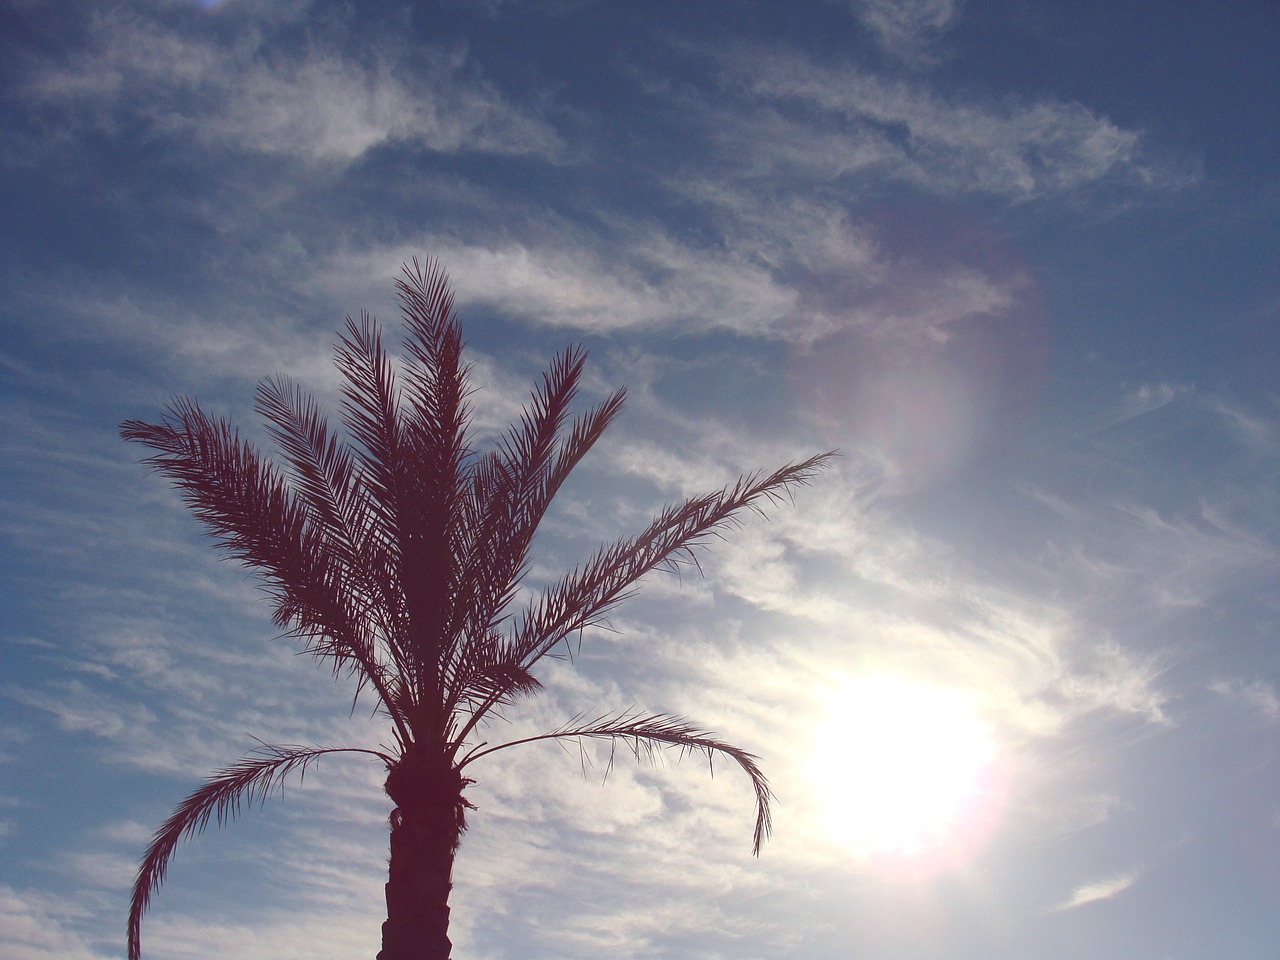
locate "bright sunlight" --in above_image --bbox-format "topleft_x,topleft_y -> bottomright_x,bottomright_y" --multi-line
812,675 -> 1000,867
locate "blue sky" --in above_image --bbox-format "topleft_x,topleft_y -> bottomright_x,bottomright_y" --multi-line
2,0 -> 1279,957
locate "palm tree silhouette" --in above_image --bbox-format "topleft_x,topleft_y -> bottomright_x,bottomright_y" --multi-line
121,258 -> 832,960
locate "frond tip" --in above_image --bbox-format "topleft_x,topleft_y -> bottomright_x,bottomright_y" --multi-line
461,711 -> 774,855
126,744 -> 390,960
503,451 -> 837,679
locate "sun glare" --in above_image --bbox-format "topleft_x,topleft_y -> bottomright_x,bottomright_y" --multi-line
812,675 -> 1000,868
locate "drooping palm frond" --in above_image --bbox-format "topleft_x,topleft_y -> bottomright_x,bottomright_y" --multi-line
126,744 -> 391,960
459,711 -> 774,854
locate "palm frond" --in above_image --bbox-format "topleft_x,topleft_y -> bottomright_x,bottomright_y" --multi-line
508,452 -> 835,675
255,374 -> 412,728
449,345 -> 591,643
394,258 -> 473,716
446,633 -> 544,716
474,384 -> 629,627
451,452 -> 833,747
335,311 -> 402,478
127,744 -> 390,960
120,402 -> 397,723
334,311 -> 405,571
443,348 -> 626,714
461,711 -> 773,855
255,375 -> 359,545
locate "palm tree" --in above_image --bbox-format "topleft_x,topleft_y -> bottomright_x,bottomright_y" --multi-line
121,258 -> 832,960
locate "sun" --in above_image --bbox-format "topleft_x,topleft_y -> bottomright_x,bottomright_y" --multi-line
811,674 -> 1000,865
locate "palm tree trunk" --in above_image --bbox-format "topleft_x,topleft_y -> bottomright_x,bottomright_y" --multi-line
377,756 -> 468,960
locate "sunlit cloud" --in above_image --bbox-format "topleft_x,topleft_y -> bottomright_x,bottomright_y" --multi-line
704,469 -> 1170,731
1056,870 -> 1139,911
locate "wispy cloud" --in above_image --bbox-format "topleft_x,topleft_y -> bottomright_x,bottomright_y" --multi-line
709,50 -> 1195,201
852,0 -> 963,67
591,384 -> 1177,732
0,885 -> 106,960
327,233 -> 797,337
1210,678 -> 1280,723
1086,382 -> 1190,433
311,193 -> 1038,363
1207,396 -> 1277,454
1055,870 -> 1139,910
15,9 -> 563,165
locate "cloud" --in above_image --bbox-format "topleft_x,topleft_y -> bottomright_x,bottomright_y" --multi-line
15,7 -> 563,165
314,195 -> 1039,359
1086,382 -> 1190,433
0,885 -> 107,960
138,910 -> 384,960
1030,387 -> 1277,621
1056,870 -> 1139,910
1210,678 -> 1280,723
1035,793 -> 1127,840
598,434 -> 1174,752
323,231 -> 798,338
853,0 -> 962,66
1032,495 -> 1274,621
6,679 -> 157,740
709,50 -> 1195,201
1119,502 -> 1273,609
1207,396 -> 1278,454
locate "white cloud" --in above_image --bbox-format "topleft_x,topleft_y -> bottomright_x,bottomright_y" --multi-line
6,679 -> 156,740
19,10 -> 563,164
1056,869 -> 1139,910
0,885 -> 108,960
313,194 -> 1033,355
704,468 -> 1170,727
1109,501 -> 1273,611
325,232 -> 797,338
1035,793 -> 1127,840
138,910 -> 383,960
1210,678 -> 1280,722
1207,396 -> 1277,453
1087,382 -> 1190,433
1031,425 -> 1274,627
712,50 -> 1194,201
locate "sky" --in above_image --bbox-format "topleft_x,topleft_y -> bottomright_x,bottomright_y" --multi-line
2,0 -> 1279,957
